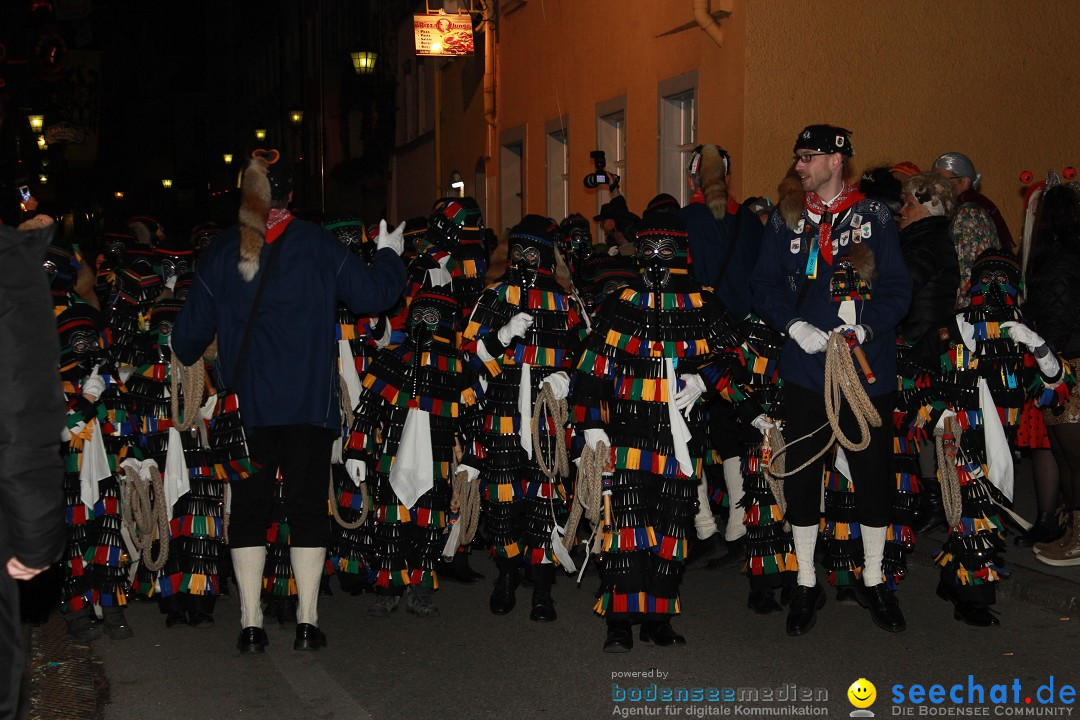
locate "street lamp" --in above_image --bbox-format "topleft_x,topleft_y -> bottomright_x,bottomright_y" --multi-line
28,114 -> 44,131
288,109 -> 304,126
36,135 -> 46,150
38,174 -> 48,184
350,51 -> 377,75
223,153 -> 233,165
114,191 -> 125,199
254,128 -> 267,141
161,178 -> 173,189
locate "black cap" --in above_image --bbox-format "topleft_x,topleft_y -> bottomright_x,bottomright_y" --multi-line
593,194 -> 631,222
794,124 -> 854,158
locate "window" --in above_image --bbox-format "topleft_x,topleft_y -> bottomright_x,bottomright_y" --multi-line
658,73 -> 698,205
596,96 -> 627,222
546,121 -> 569,221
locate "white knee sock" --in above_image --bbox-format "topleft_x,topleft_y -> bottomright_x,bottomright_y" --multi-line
722,457 -> 747,542
231,546 -> 267,629
693,474 -> 719,540
291,546 -> 326,627
792,524 -> 818,587
861,525 -> 887,588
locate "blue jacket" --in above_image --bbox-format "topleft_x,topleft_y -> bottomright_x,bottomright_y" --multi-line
751,198 -> 911,397
679,201 -> 763,321
172,219 -> 406,430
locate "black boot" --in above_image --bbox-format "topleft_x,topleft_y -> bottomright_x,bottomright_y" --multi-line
914,477 -> 947,535
603,620 -> 633,653
439,550 -> 485,583
489,566 -> 520,615
1014,511 -> 1066,547
529,565 -> 557,622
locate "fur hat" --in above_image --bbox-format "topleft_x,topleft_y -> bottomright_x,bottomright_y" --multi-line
778,167 -> 804,231
689,144 -> 730,220
237,154 -> 272,281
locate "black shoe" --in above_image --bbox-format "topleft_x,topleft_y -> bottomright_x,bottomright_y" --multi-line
639,621 -> 686,647
237,626 -> 269,654
685,535 -> 721,570
189,612 -> 215,629
747,590 -> 782,615
529,593 -> 557,622
856,584 -> 906,633
834,587 -> 859,606
439,555 -> 486,583
165,611 -> 188,628
953,601 -> 1000,627
704,537 -> 745,570
294,623 -> 328,650
1014,512 -> 1066,547
102,607 -> 134,640
603,621 -> 633,653
489,569 -> 519,615
67,612 -> 103,643
785,584 -> 825,637
914,478 -> 947,535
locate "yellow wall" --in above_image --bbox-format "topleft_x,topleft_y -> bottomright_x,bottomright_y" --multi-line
495,0 -> 750,229
742,0 -> 1080,237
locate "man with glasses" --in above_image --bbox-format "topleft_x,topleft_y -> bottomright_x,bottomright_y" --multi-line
751,124 -> 912,636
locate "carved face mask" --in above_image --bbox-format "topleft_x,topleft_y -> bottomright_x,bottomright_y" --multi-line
637,234 -> 678,289
509,241 -> 542,290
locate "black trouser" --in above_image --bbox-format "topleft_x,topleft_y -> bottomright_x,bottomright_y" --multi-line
781,383 -> 895,527
230,425 -> 337,548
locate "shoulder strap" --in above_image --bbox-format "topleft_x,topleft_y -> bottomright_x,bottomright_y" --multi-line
233,236 -> 285,384
715,207 -> 745,283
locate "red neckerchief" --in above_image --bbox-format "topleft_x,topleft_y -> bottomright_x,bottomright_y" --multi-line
689,190 -> 741,216
265,208 -> 294,244
804,184 -> 864,265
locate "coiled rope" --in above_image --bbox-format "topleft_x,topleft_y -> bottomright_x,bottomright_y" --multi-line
532,382 -> 570,480
935,419 -> 964,529
329,469 -> 370,530
170,360 -> 205,432
120,463 -> 170,571
767,332 -> 882,479
563,441 -> 608,550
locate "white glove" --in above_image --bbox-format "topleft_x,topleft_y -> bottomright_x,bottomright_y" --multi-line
541,371 -> 570,400
934,409 -> 957,433
1001,322 -> 1045,351
457,463 -> 480,482
751,414 -> 775,435
82,369 -> 106,402
376,219 -> 406,256
789,320 -> 829,354
833,324 -> 868,344
497,312 -> 533,345
583,428 -> 611,451
608,245 -> 619,257
345,458 -> 366,486
165,274 -> 178,290
674,373 -> 707,414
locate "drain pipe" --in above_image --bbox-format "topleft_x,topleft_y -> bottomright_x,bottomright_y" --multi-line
482,3 -> 496,226
693,0 -> 724,47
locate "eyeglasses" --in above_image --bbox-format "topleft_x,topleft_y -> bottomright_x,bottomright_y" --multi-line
793,152 -> 829,164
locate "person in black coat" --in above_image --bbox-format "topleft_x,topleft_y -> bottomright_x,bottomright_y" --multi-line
894,173 -> 960,537
0,223 -> 66,720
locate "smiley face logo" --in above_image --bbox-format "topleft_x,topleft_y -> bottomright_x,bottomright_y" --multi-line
848,678 -> 877,709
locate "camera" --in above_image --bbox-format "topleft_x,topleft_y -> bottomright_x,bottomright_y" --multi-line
18,185 -> 30,203
583,150 -> 620,190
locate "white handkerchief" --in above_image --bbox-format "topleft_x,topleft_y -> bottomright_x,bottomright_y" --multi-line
389,408 -> 435,508
163,427 -> 191,521
519,362 -> 533,459
664,358 -> 694,477
79,419 -> 110,510
979,377 -> 1014,501
338,339 -> 363,415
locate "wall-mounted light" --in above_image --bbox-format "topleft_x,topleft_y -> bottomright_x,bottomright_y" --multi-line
36,135 -> 47,150
114,191 -> 125,199
450,170 -> 464,197
254,128 -> 267,141
223,153 -> 233,165
288,109 -> 304,126
38,174 -> 48,184
161,178 -> 173,189
351,51 -> 377,75
28,114 -> 44,131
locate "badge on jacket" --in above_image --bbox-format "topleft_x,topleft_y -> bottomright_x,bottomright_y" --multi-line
790,238 -> 801,254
